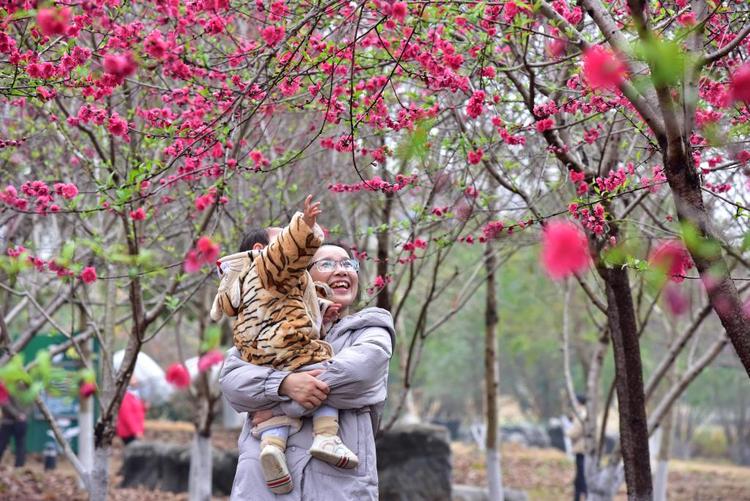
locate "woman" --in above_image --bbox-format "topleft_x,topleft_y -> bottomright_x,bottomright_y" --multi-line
219,243 -> 395,500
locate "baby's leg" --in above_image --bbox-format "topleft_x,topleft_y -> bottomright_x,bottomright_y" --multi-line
259,426 -> 293,494
309,405 -> 359,469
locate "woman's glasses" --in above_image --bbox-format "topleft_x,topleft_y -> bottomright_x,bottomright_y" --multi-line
309,258 -> 360,273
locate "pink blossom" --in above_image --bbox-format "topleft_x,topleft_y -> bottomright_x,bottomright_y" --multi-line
583,45 -> 627,90
249,150 -> 270,170
583,128 -> 600,144
677,12 -> 696,26
103,52 -> 137,79
481,66 -> 496,78
184,250 -> 202,273
481,221 -> 505,241
261,25 -> 285,47
37,7 -> 72,37
197,236 -> 220,262
166,364 -> 191,388
664,283 -> 689,316
391,2 -> 408,21
60,183 -> 78,199
198,350 -> 224,372
108,113 -> 128,137
540,220 -> 591,280
730,63 -> 750,104
79,382 -> 97,398
194,194 -> 214,211
144,31 -> 168,60
547,38 -> 566,58
466,91 -> 485,119
185,236 -> 220,273
130,207 -> 147,221
80,266 -> 97,284
649,240 -> 693,283
0,382 -> 8,405
536,118 -> 554,132
467,148 -> 483,165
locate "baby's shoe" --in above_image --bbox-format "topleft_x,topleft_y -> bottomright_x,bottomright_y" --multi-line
309,434 -> 359,469
260,444 -> 293,494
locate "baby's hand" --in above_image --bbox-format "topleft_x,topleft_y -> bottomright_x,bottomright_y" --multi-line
323,303 -> 342,324
252,409 -> 274,426
302,195 -> 322,228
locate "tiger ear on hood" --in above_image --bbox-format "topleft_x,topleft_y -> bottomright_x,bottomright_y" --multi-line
210,252 -> 252,321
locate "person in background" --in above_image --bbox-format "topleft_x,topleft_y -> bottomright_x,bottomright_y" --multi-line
566,394 -> 588,501
116,377 -> 146,445
0,392 -> 30,467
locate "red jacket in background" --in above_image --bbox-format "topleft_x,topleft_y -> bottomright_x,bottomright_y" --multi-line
116,391 -> 145,439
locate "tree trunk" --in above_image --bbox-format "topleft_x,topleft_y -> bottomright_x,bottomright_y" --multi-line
78,320 -> 94,488
376,189 -> 393,311
585,461 -> 625,501
653,408 -> 674,501
597,265 -> 653,501
484,246 -> 504,501
89,446 -> 110,501
89,266 -> 117,501
663,150 -> 750,376
78,394 -> 94,486
189,433 -> 213,501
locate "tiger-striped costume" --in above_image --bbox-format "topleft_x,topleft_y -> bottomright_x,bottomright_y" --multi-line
210,212 -> 334,371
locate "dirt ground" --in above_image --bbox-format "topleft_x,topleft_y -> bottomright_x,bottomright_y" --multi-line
1,421 -> 749,500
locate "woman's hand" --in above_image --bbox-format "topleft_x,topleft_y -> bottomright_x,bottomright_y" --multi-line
279,369 -> 329,409
251,409 -> 274,426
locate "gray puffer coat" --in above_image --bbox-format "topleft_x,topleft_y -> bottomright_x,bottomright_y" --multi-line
219,307 -> 395,500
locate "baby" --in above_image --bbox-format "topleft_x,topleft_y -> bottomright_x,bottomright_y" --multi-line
211,196 -> 358,494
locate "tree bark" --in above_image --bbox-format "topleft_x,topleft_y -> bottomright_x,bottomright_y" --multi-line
663,150 -> 750,377
484,246 -> 504,501
376,190 -> 393,311
189,433 -> 213,501
191,302 -> 216,501
90,446 -> 110,501
653,406 -> 674,501
597,265 -> 653,501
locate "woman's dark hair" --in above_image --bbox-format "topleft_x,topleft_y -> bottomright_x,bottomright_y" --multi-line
239,228 -> 269,252
575,394 -> 588,405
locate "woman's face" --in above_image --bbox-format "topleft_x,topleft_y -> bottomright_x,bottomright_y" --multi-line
309,245 -> 359,308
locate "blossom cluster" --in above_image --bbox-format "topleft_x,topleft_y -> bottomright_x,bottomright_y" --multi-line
568,203 -> 607,236
649,241 -> 694,283
184,237 -> 220,273
7,245 -> 96,283
367,274 -> 393,295
328,175 -> 417,194
67,105 -> 130,141
0,181 -> 80,215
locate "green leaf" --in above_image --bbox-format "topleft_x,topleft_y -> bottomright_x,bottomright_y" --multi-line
742,232 -> 750,252
59,241 -> 76,264
681,222 -> 721,259
32,351 -> 52,383
395,119 -> 432,162
633,38 -> 687,87
200,325 -> 222,352
78,368 -> 96,384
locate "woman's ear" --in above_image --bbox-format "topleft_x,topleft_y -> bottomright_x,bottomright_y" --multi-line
253,243 -> 264,251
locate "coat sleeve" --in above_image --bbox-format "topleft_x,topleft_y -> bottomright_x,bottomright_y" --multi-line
218,350 -> 291,413
280,326 -> 393,417
255,212 -> 323,290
